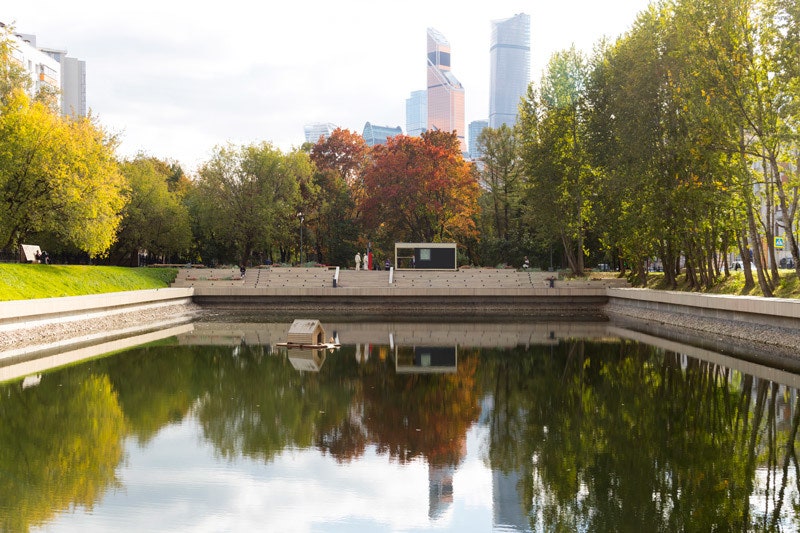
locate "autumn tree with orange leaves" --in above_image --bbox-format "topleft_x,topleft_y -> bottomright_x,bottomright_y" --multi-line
360,131 -> 480,253
308,128 -> 369,264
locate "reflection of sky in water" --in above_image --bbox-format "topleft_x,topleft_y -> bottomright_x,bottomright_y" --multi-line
36,419 -> 496,532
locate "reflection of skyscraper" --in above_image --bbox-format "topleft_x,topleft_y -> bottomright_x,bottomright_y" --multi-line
489,13 -> 530,129
426,28 -> 466,153
406,89 -> 427,137
428,464 -> 454,519
493,469 -> 529,530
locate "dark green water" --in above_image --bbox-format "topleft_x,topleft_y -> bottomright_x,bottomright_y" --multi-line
1,321 -> 798,532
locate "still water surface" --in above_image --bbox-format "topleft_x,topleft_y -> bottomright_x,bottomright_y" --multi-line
2,320 -> 800,532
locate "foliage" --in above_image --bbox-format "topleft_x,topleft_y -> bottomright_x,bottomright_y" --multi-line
308,129 -> 367,264
0,91 -> 127,257
476,124 -> 530,266
360,131 -> 480,251
518,47 -> 593,276
0,264 -> 176,301
0,24 -> 31,104
191,142 -> 306,266
0,372 -> 127,531
109,156 -> 192,266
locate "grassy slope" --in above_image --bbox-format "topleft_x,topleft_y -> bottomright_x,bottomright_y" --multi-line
641,270 -> 800,298
0,265 -> 177,301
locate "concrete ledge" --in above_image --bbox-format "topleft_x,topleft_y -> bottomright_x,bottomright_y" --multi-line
606,287 -> 800,329
0,288 -> 195,330
191,286 -> 608,297
190,286 -> 609,319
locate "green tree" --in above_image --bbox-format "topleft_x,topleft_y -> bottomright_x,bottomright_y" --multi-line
0,24 -> 31,103
476,124 -> 528,266
519,47 -> 593,275
192,142 -> 305,266
109,156 -> 192,265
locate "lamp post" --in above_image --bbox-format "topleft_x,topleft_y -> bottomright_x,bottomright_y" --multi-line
297,211 -> 304,265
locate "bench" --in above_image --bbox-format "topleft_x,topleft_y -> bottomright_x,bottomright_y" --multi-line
19,244 -> 42,263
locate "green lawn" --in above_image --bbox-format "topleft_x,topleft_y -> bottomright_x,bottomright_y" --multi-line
0,264 -> 177,301
642,269 -> 800,298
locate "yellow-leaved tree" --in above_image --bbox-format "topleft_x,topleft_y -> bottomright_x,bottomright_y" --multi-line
0,90 -> 127,256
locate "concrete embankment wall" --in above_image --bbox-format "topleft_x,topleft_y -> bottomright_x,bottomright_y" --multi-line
4,285 -> 800,370
0,288 -> 195,331
190,286 -> 610,320
0,288 -> 198,363
606,288 -> 800,329
606,288 -> 800,368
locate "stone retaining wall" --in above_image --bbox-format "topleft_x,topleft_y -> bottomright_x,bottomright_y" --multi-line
4,285 -> 800,371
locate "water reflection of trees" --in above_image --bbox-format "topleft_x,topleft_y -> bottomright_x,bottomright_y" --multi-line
479,340 -> 800,532
4,337 -> 799,532
189,344 -> 480,468
0,371 -> 126,532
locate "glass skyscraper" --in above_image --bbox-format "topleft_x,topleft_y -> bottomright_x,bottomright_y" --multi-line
489,13 -> 530,129
405,90 -> 427,137
362,122 -> 402,147
426,28 -> 466,153
468,120 -> 488,160
303,122 -> 338,144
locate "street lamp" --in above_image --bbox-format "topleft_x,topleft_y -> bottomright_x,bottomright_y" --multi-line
297,211 -> 304,265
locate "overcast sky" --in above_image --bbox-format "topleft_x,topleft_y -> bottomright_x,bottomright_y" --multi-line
5,0 -> 652,173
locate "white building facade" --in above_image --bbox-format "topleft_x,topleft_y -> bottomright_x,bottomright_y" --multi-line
3,24 -> 87,117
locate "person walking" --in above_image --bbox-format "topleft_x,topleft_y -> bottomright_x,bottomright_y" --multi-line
355,251 -> 361,271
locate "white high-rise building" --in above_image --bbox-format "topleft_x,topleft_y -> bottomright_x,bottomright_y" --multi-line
3,24 -> 88,117
41,48 -> 87,117
489,13 -> 530,129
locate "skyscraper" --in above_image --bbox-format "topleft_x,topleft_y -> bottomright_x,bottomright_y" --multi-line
405,90 -> 427,137
489,13 -> 530,129
468,120 -> 488,160
362,122 -> 402,147
303,122 -> 338,144
426,28 -> 466,153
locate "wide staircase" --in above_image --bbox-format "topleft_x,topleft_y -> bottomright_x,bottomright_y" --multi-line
173,266 -> 627,290
392,268 -> 551,289
172,267 -> 244,288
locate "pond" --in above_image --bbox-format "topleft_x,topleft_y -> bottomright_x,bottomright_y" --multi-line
1,319 -> 799,532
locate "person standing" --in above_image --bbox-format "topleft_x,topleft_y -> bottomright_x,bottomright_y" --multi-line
355,251 -> 361,271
